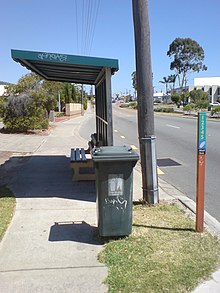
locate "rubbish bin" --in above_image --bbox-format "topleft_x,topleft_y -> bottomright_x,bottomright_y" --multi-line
92,145 -> 139,237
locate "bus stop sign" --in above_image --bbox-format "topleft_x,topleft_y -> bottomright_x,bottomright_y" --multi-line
198,112 -> 206,154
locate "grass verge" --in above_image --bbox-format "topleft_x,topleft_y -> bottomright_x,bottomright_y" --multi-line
99,203 -> 220,293
0,185 -> 16,241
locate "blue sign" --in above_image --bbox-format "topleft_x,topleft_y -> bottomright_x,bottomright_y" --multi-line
198,112 -> 207,154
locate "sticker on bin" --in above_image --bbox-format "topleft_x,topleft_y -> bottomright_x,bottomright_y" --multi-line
108,174 -> 124,197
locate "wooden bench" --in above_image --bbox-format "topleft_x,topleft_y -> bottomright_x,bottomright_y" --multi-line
70,147 -> 95,181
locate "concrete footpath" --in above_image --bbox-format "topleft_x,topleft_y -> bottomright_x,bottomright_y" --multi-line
0,111 -> 220,293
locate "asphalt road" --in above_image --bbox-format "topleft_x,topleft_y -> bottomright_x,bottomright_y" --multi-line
80,104 -> 220,222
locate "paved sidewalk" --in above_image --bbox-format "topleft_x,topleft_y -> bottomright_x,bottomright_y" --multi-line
0,112 -> 220,292
0,114 -> 107,293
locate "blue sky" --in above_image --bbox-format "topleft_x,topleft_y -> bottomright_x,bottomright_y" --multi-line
1,0 -> 220,95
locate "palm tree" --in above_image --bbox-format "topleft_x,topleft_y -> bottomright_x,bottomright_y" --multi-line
159,76 -> 169,94
168,74 -> 177,93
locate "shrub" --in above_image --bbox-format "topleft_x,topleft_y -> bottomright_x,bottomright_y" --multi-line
3,94 -> 48,131
119,103 -> 129,108
0,96 -> 6,118
183,104 -> 195,113
154,107 -> 174,113
55,112 -> 65,117
129,101 -> 137,109
83,98 -> 87,111
211,105 -> 220,117
34,118 -> 49,129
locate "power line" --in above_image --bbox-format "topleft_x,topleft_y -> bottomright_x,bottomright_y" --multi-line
88,0 -> 100,55
74,0 -> 100,56
74,0 -> 79,54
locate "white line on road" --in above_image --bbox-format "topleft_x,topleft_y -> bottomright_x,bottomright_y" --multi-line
120,136 -> 125,139
166,124 -> 180,129
114,130 -> 118,132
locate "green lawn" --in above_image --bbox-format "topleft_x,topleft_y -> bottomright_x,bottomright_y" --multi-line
0,186 -> 16,241
99,203 -> 220,293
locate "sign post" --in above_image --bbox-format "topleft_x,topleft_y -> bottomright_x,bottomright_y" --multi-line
196,112 -> 207,232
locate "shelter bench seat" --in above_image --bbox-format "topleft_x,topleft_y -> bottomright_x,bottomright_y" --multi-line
70,147 -> 95,181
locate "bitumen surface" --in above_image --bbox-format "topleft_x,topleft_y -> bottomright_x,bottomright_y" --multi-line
0,110 -> 220,293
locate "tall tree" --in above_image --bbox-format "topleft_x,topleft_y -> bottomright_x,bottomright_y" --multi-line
167,38 -> 207,89
168,74 -> 177,93
159,76 -> 169,94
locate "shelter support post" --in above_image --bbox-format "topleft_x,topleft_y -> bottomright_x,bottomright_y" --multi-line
95,67 -> 113,146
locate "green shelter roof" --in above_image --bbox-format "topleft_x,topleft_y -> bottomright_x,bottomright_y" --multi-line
11,49 -> 119,85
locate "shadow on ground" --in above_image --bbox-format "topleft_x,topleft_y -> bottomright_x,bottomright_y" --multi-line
49,221 -> 102,244
0,155 -> 96,202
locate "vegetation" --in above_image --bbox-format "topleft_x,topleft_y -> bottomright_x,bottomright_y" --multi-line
83,98 -> 88,111
189,89 -> 209,110
159,76 -> 170,94
129,101 -> 137,109
99,204 -> 220,293
183,103 -> 195,114
211,105 -> 220,117
1,73 -> 84,131
154,107 -> 175,113
171,93 -> 182,107
167,38 -> 207,89
3,93 -> 48,131
0,96 -> 6,117
0,186 -> 16,241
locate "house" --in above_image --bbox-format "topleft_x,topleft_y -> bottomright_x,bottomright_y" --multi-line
0,81 -> 10,96
153,92 -> 170,103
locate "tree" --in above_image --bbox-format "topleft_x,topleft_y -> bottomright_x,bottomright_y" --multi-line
40,80 -> 63,116
171,93 -> 182,107
168,74 -> 177,93
189,89 -> 209,110
62,83 -> 81,104
167,38 -> 207,89
159,76 -> 169,94
5,73 -> 65,117
5,73 -> 42,95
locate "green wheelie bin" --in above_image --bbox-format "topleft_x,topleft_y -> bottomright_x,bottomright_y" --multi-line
92,146 -> 139,237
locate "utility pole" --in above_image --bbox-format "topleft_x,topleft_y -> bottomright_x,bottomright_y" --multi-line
81,84 -> 84,116
132,0 -> 159,204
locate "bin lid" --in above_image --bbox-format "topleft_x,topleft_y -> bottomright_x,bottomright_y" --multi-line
91,145 -> 139,162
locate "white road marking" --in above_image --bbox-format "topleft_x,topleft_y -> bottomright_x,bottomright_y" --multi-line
120,136 -> 125,139
166,124 -> 180,129
114,130 -> 118,132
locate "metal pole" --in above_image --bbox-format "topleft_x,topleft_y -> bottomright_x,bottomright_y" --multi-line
196,112 -> 207,232
58,91 -> 61,112
81,84 -> 84,116
132,0 -> 159,204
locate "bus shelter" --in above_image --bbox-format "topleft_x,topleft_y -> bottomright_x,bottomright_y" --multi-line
11,49 -> 119,146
